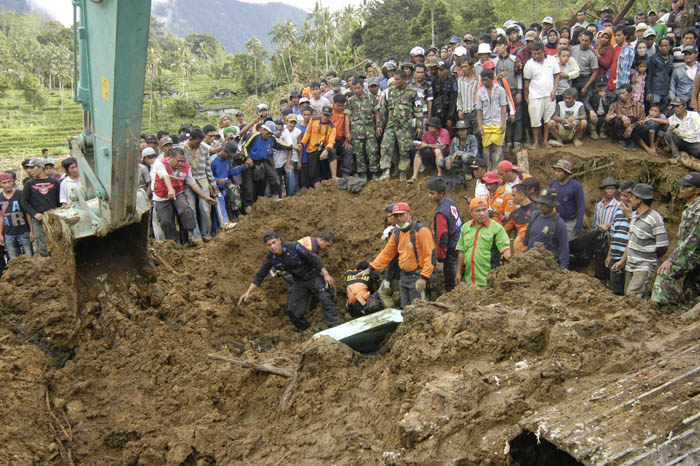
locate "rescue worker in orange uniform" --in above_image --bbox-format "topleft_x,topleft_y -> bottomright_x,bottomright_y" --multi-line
344,261 -> 383,318
359,202 -> 435,307
296,232 -> 336,254
504,183 -> 539,254
482,170 -> 515,224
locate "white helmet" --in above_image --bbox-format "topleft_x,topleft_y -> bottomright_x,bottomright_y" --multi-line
256,103 -> 269,114
410,46 -> 425,57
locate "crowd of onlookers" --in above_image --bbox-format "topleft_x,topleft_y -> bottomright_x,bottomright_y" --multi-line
1,3 -> 699,309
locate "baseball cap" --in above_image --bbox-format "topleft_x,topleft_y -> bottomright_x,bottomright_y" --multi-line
160,136 -> 173,145
321,105 -> 333,115
410,46 -> 425,57
145,134 -> 158,144
27,158 -> 44,167
482,171 -> 502,184
262,230 -> 279,242
401,61 -> 415,70
670,97 -> 687,106
497,160 -> 518,172
635,22 -> 649,31
286,113 -> 298,122
368,77 -> 380,87
223,126 -> 240,139
427,57 -> 441,67
261,120 -> 278,133
677,171 -> 700,187
469,158 -> 487,169
595,75 -> 608,87
482,60 -> 496,70
542,16 -> 554,24
470,197 -> 488,210
535,188 -> 559,207
682,45 -> 698,54
525,31 -> 538,41
141,147 -> 157,159
427,116 -> 442,128
391,202 -> 411,214
290,90 -> 301,98
648,10 -> 657,15
437,60 -> 449,70
43,157 -> 55,166
453,46 -> 467,57
299,96 -> 311,105
449,35 -> 461,44
643,29 -> 657,38
330,77 -> 341,91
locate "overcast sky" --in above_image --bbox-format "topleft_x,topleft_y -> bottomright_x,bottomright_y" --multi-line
29,0 -> 362,26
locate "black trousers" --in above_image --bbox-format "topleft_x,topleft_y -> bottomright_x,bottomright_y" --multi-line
287,276 -> 340,329
241,159 -> 280,206
155,192 -> 195,241
443,248 -> 458,292
609,119 -> 650,143
335,137 -> 355,176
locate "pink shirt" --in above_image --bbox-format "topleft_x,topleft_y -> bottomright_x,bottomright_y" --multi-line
422,128 -> 451,153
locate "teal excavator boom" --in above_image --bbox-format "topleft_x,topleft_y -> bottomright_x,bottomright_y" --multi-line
44,0 -> 153,301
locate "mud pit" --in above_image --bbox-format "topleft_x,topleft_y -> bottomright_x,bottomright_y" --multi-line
0,144 -> 696,465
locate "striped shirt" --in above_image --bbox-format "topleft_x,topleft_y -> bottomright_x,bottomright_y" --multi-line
457,76 -> 479,113
593,198 -> 621,229
609,208 -> 630,261
626,208 -> 669,273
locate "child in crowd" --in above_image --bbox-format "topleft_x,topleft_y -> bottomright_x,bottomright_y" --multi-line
643,104 -> 668,155
630,58 -> 648,104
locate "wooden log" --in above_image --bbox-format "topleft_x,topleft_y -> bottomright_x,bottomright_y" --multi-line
207,353 -> 293,378
571,162 -> 615,177
614,0 -> 637,24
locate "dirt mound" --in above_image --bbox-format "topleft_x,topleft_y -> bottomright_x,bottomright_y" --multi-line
0,146 -> 692,464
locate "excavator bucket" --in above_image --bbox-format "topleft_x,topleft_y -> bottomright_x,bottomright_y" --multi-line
43,0 -> 153,305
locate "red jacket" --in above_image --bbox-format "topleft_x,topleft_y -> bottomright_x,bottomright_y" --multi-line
153,157 -> 190,199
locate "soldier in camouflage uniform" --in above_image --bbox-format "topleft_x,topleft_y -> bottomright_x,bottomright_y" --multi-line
345,79 -> 380,178
378,70 -> 423,180
652,172 -> 700,306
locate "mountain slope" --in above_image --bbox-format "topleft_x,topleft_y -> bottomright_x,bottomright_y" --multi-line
152,0 -> 308,53
0,0 -> 308,54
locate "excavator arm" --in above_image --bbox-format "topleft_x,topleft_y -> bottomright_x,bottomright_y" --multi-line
44,0 -> 153,304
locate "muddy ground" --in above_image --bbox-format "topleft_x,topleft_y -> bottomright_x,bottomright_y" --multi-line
0,142 -> 694,465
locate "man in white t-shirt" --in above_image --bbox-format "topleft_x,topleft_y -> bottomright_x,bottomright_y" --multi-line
309,81 -> 331,115
280,113 -> 302,196
547,88 -> 588,147
523,43 -> 560,148
59,157 -> 81,205
665,97 -> 700,160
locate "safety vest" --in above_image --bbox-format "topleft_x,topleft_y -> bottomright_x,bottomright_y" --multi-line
433,197 -> 463,250
345,271 -> 372,305
153,157 -> 190,199
488,185 -> 515,224
297,236 -> 319,254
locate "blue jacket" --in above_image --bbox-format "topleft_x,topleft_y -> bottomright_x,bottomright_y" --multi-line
670,64 -> 697,101
524,212 -> 570,268
242,132 -> 290,161
646,53 -> 673,97
209,153 -> 244,184
550,178 -> 586,233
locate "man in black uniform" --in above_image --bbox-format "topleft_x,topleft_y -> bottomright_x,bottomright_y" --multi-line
238,231 -> 340,330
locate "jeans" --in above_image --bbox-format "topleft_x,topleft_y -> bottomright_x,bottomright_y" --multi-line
4,231 -> 33,259
31,217 -> 48,256
185,184 -> 211,239
285,166 -> 299,196
151,206 -> 165,242
399,271 -> 428,308
610,265 -> 626,296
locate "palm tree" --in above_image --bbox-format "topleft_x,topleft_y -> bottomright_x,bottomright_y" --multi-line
245,36 -> 264,96
271,22 -> 291,82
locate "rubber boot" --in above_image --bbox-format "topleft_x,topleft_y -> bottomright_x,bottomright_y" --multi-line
378,168 -> 391,181
590,126 -> 599,140
378,280 -> 395,308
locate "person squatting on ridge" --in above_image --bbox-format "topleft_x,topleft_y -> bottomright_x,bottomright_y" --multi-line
239,231 -> 340,330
